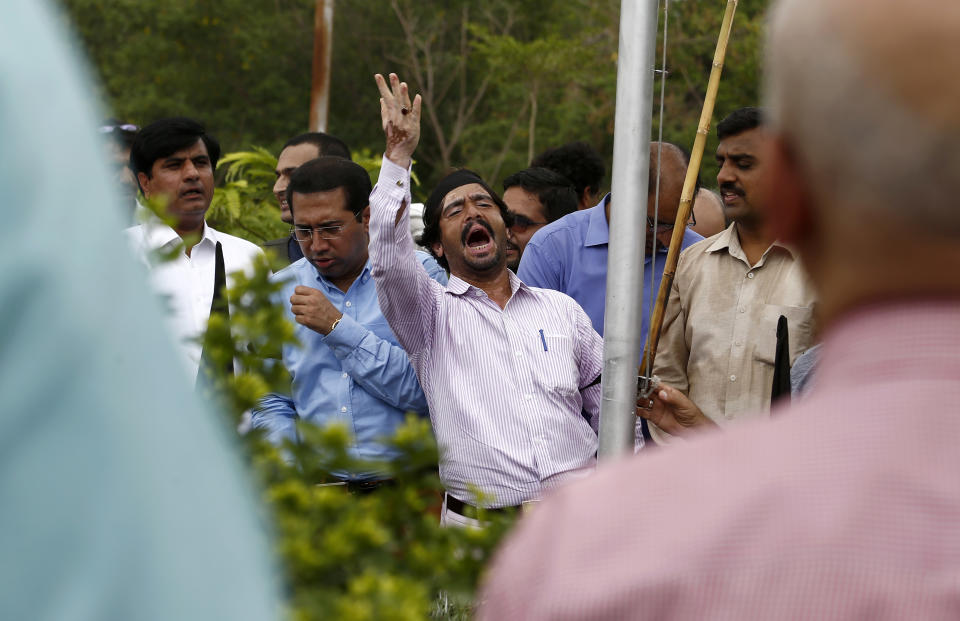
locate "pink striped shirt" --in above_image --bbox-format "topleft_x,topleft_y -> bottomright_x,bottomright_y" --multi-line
480,300 -> 960,619
369,157 -> 603,508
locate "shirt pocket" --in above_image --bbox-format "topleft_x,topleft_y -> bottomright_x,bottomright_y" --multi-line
532,333 -> 579,398
753,304 -> 816,366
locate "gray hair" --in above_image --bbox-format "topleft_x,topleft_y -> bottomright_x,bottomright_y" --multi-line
765,0 -> 960,236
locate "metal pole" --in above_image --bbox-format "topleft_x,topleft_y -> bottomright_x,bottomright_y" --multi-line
598,0 -> 660,461
309,0 -> 334,132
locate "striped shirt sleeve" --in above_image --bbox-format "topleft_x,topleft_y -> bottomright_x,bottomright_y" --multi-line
367,156 -> 443,363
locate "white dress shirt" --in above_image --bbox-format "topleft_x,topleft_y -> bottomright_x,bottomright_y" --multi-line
125,217 -> 264,381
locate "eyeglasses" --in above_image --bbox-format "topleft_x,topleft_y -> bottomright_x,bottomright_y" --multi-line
509,212 -> 549,234
647,208 -> 697,232
291,224 -> 347,242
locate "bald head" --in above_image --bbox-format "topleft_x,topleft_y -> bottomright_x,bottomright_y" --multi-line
766,0 -> 960,236
765,0 -> 960,326
646,142 -> 696,253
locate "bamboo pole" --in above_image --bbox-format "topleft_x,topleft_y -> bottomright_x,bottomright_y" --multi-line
639,0 -> 739,382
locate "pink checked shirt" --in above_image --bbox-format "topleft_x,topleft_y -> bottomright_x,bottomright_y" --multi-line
369,158 -> 603,508
480,300 -> 960,619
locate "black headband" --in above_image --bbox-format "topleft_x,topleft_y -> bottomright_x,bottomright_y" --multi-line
424,169 -> 487,224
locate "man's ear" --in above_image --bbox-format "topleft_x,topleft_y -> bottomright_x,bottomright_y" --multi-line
137,172 -> 151,197
579,187 -> 594,210
765,136 -> 814,246
431,241 -> 444,259
361,205 -> 371,234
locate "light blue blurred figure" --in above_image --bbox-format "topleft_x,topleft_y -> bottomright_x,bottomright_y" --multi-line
0,2 -> 281,620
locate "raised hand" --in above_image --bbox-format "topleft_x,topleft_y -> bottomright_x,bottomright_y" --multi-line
290,285 -> 343,335
637,382 -> 717,438
374,72 -> 421,169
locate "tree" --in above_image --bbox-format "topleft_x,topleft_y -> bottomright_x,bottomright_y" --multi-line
60,0 -> 317,152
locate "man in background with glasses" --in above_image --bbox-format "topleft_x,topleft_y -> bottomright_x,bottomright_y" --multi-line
519,141 -> 703,349
252,156 -> 446,485
649,108 -> 817,444
501,167 -> 578,272
264,131 -> 352,266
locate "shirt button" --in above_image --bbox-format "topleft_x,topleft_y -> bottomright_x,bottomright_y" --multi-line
340,406 -> 347,413
524,394 -> 533,401
735,340 -> 743,346
345,301 -> 352,308
515,351 -> 523,357
747,272 -> 755,279
730,375 -> 737,382
396,179 -> 404,187
738,307 -> 746,313
342,372 -> 348,379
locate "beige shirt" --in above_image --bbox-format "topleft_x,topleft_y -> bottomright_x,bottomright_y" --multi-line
651,223 -> 816,443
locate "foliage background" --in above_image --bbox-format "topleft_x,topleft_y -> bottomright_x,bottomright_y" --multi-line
61,0 -> 768,204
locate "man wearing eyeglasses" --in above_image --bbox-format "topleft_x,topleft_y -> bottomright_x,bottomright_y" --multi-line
251,156 -> 446,484
502,167 -> 578,272
518,142 -> 703,347
263,132 -> 352,266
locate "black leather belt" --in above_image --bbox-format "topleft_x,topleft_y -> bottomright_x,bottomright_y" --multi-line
346,479 -> 394,494
445,495 -> 519,519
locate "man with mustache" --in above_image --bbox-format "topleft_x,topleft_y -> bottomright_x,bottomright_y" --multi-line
125,117 -> 264,383
369,73 -> 605,526
649,107 -> 816,443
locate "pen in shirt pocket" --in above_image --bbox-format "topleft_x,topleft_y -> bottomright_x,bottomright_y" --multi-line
539,329 -> 548,352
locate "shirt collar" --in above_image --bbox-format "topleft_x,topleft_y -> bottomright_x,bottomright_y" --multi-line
584,194 -> 611,247
706,222 -> 798,262
141,214 -> 214,252
446,270 -> 526,299
312,259 -> 372,294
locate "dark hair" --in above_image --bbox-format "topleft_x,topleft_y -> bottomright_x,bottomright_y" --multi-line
530,141 -> 605,202
286,156 -> 371,221
129,117 -> 221,179
418,169 -> 513,271
502,167 -> 578,223
717,107 -> 765,140
282,132 -> 351,160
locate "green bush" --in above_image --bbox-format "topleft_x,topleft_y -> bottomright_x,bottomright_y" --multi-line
195,164 -> 514,618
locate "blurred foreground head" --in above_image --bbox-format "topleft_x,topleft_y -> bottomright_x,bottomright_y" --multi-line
764,0 -> 960,325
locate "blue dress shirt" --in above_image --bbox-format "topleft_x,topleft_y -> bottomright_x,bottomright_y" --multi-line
252,253 -> 447,468
518,195 -> 703,348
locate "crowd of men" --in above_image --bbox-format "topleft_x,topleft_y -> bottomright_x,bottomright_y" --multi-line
119,92 -> 816,521
93,0 -> 960,614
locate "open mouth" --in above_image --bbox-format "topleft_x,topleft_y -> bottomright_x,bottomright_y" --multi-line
462,222 -> 494,257
180,187 -> 205,200
719,185 -> 743,205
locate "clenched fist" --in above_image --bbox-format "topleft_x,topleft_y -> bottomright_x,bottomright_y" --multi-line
290,285 -> 343,335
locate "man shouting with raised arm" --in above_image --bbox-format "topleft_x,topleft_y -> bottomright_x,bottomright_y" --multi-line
369,73 -> 604,526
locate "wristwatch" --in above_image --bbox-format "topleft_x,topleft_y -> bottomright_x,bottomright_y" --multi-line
328,315 -> 342,334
